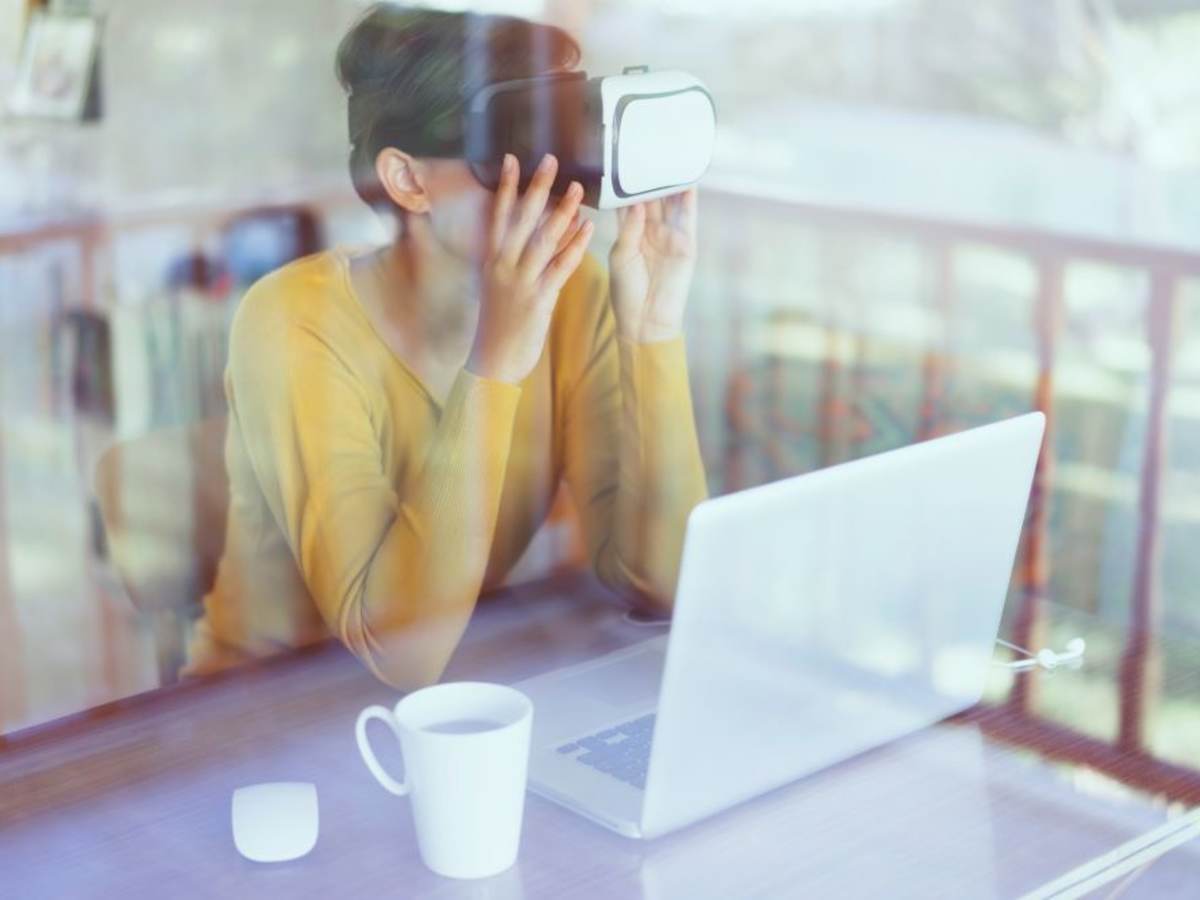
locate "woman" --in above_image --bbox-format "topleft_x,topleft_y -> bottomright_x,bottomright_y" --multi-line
184,5 -> 707,689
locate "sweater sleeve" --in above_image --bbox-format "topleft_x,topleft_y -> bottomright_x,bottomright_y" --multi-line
229,305 -> 521,688
560,267 -> 709,608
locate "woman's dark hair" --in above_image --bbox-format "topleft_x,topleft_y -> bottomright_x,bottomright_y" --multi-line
336,3 -> 582,205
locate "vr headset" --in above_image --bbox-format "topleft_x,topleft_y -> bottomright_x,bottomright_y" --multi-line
464,67 -> 716,209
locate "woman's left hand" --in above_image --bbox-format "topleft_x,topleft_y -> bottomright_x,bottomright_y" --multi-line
607,187 -> 698,344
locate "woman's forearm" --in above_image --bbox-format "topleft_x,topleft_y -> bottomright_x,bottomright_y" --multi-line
608,335 -> 708,607
345,369 -> 522,688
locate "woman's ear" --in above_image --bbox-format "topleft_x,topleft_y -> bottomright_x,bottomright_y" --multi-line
375,148 -> 432,214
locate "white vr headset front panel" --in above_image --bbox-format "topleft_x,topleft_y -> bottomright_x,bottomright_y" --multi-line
462,67 -> 715,209
599,70 -> 716,208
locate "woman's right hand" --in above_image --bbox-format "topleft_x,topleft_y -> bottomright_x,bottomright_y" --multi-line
466,152 -> 594,384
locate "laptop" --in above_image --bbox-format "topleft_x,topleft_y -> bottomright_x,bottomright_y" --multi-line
514,412 -> 1045,839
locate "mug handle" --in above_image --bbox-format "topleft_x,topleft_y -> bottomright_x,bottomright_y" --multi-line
355,705 -> 409,796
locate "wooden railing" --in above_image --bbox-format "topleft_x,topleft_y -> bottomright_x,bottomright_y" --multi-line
701,183 -> 1200,804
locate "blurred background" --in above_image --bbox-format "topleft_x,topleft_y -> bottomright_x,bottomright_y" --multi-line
0,0 -> 1197,804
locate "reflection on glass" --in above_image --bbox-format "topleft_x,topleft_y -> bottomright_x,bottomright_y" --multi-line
0,1 -> 1196,852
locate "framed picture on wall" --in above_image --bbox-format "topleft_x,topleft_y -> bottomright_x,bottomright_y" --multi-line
0,0 -> 33,76
7,10 -> 99,120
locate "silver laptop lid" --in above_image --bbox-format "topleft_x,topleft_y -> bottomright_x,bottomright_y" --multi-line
640,412 -> 1045,839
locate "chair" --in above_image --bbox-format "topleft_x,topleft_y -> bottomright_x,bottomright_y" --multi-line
94,417 -> 229,684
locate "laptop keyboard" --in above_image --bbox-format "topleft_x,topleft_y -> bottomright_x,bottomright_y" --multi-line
554,713 -> 656,790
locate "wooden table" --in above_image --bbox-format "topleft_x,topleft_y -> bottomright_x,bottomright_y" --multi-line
2,573 -> 1198,899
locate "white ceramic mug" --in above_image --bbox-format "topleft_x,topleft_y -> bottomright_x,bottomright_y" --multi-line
355,681 -> 533,879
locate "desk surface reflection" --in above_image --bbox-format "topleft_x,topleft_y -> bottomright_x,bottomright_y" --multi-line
1,574 -> 1197,899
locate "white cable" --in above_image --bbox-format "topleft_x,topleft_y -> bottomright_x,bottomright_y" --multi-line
994,637 -> 1086,672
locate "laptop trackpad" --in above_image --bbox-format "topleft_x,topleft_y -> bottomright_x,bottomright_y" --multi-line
547,642 -> 665,710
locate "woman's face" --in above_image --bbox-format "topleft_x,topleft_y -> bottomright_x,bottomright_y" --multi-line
415,158 -> 494,267
413,157 -> 560,270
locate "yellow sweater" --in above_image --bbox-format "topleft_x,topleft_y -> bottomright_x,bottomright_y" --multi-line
184,246 -> 707,687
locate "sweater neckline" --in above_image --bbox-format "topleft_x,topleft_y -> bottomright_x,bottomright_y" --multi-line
330,245 -> 446,415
